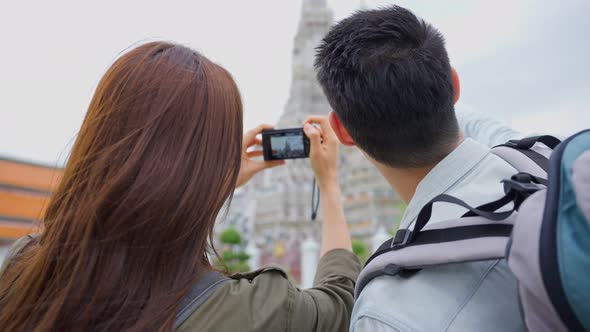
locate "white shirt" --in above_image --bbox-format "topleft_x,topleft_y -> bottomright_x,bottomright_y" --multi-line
351,108 -> 527,332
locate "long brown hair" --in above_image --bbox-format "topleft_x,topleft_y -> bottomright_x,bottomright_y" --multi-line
0,41 -> 243,331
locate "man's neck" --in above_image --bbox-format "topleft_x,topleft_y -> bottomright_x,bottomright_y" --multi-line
374,164 -> 433,204
371,134 -> 465,204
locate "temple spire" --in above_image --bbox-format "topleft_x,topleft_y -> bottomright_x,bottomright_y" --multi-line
302,0 -> 327,10
279,0 -> 333,123
359,0 -> 368,10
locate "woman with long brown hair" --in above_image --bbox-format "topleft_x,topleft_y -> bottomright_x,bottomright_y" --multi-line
0,41 -> 360,331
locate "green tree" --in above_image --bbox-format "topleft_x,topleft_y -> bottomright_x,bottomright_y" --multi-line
216,227 -> 250,273
220,227 -> 242,245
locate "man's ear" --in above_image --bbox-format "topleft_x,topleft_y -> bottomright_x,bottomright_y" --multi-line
451,67 -> 461,104
329,111 -> 355,146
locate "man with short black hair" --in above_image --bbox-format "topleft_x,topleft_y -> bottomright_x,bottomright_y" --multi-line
315,5 -> 525,331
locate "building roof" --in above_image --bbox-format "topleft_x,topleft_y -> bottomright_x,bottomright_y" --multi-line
0,157 -> 62,240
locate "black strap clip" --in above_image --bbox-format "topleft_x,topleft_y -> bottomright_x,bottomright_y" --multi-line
505,139 -> 521,148
504,135 -> 561,150
503,173 -> 544,195
382,264 -> 402,276
502,173 -> 545,209
390,229 -> 412,249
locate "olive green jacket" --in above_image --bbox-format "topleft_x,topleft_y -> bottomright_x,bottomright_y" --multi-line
1,237 -> 361,332
178,249 -> 361,332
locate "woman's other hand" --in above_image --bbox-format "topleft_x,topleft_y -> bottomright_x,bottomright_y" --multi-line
236,124 -> 285,188
304,116 -> 351,256
303,116 -> 339,187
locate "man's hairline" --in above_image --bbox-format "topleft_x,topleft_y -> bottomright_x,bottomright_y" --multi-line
331,105 -> 460,168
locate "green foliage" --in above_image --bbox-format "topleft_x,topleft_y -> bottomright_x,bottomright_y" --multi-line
352,239 -> 368,264
218,255 -> 250,274
352,239 -> 367,256
233,261 -> 251,273
220,227 -> 242,245
236,252 -> 251,262
222,250 -> 236,262
216,227 -> 250,274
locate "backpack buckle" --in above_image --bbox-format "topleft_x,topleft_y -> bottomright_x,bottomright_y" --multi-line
505,139 -> 520,148
502,173 -> 544,196
502,179 -> 540,194
391,229 -> 412,249
502,173 -> 545,209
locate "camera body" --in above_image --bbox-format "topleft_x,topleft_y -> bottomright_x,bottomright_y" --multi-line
262,128 -> 310,161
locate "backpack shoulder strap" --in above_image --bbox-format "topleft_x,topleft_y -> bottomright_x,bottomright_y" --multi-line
174,270 -> 229,329
355,173 -> 547,299
355,193 -> 521,298
355,215 -> 515,298
492,135 -> 561,178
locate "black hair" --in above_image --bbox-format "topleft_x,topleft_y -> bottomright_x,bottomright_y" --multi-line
315,5 -> 459,168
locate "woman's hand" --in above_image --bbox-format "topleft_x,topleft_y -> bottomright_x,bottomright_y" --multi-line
303,116 -> 339,187
236,124 -> 285,188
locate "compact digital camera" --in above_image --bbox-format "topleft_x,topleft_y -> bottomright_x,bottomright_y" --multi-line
262,128 -> 310,161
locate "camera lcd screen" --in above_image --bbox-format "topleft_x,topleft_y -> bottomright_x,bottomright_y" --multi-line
262,128 -> 310,161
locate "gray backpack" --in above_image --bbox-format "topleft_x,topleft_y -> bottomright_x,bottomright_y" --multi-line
356,131 -> 590,331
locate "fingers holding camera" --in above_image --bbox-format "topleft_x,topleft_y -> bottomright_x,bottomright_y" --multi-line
236,124 -> 285,188
304,116 -> 339,186
243,123 -> 271,150
239,118 -> 339,188
303,123 -> 322,151
305,116 -> 337,140
246,149 -> 263,158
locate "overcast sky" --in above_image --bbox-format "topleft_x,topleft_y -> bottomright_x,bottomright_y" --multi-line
1,0 -> 589,166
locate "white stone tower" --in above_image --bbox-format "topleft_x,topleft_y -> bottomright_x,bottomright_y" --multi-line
249,0 -> 334,245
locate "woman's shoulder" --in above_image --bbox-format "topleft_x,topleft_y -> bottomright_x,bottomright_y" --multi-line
179,250 -> 360,331
221,264 -> 293,301
228,265 -> 289,283
178,265 -> 294,331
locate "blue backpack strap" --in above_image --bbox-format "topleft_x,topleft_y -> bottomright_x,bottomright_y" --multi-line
543,129 -> 590,331
508,129 -> 589,332
174,270 -> 229,329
